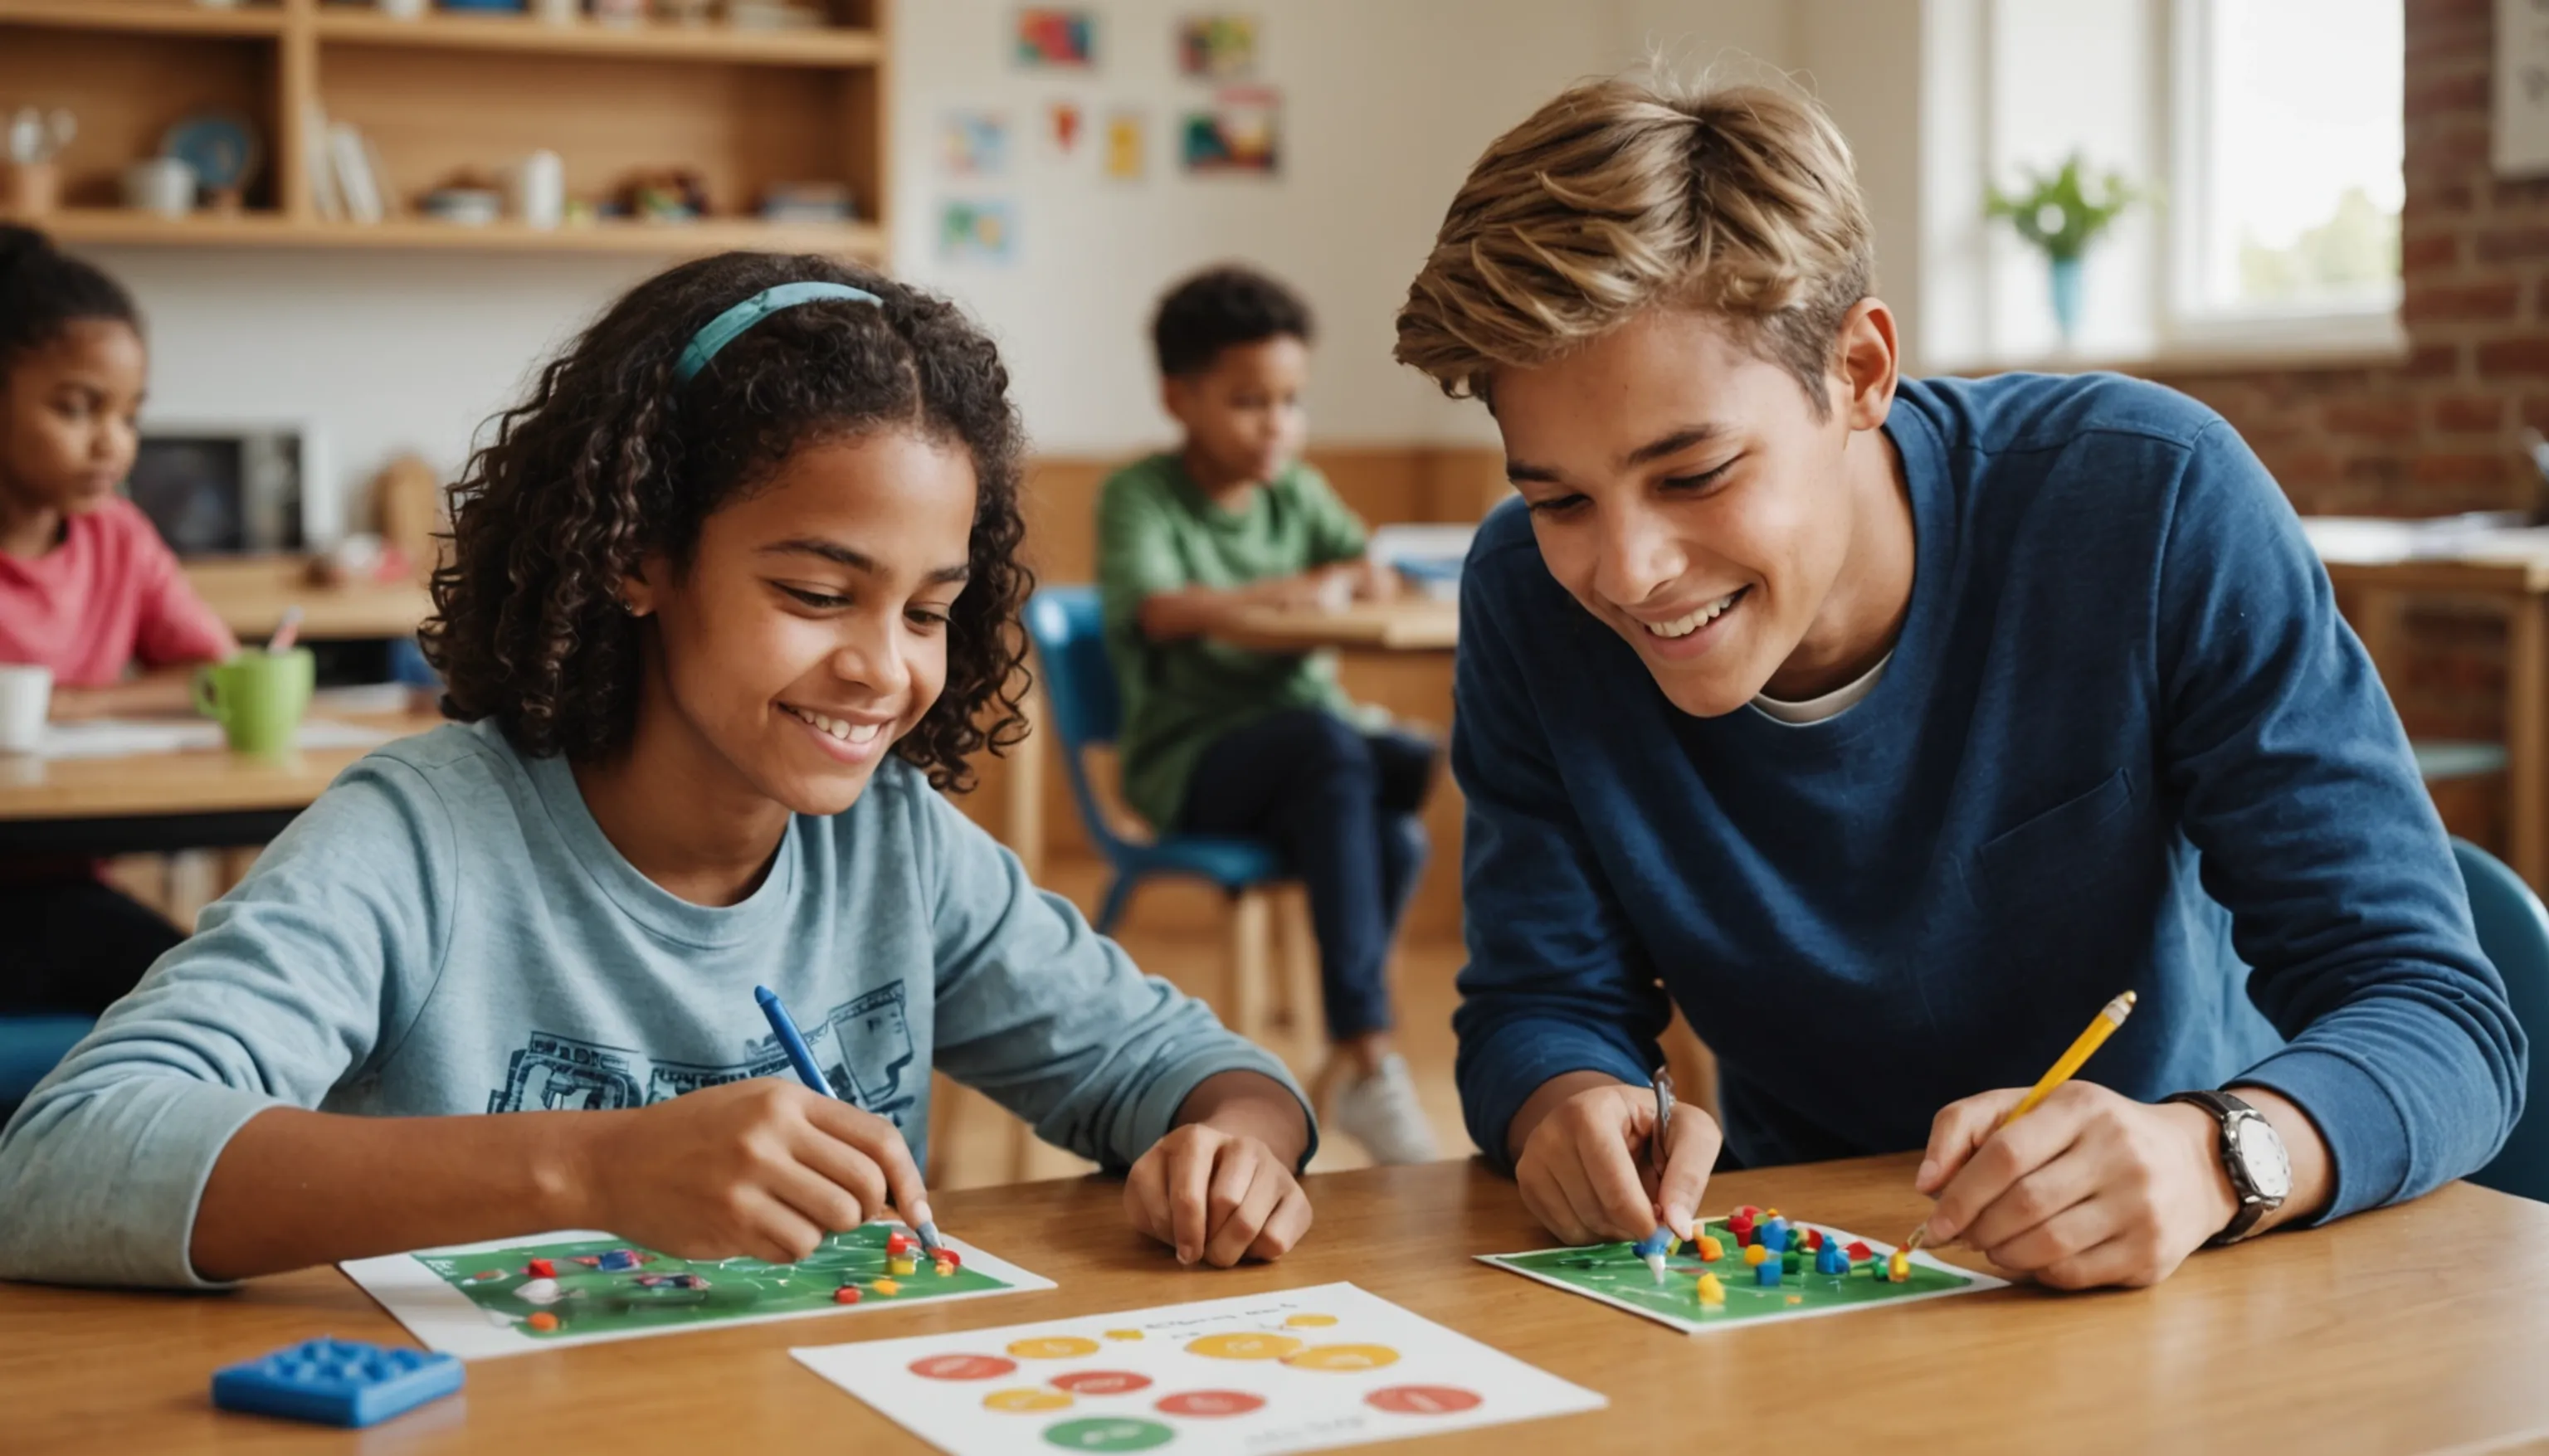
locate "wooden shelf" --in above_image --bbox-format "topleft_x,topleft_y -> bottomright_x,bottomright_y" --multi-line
0,2 -> 286,38
314,11 -> 880,66
32,207 -> 884,257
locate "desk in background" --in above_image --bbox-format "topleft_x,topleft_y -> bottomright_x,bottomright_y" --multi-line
181,555 -> 435,644
2,1157 -> 2542,1454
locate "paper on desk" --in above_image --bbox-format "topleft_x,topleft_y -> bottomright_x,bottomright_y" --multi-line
36,717 -> 394,759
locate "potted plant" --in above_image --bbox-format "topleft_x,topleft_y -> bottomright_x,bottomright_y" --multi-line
1986,153 -> 2137,346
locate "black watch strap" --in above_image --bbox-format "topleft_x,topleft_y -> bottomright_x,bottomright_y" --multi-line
2163,1088 -> 2275,1245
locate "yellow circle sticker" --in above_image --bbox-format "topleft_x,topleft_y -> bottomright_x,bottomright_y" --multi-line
1184,1332 -> 1305,1361
1006,1337 -> 1104,1360
1284,1344 -> 1401,1373
983,1387 -> 1074,1413
1283,1314 -> 1338,1327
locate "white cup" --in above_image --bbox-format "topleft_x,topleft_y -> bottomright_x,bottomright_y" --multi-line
0,665 -> 52,754
511,149 -> 564,230
122,158 -> 197,219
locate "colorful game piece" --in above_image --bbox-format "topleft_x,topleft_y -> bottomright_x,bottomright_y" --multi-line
1888,1250 -> 1910,1283
1726,1211 -> 1756,1242
527,1312 -> 559,1332
1754,1260 -> 1781,1288
1694,1234 -> 1723,1262
873,1278 -> 901,1295
933,1258 -> 955,1277
1781,1248 -> 1802,1276
1734,1205 -> 1761,1220
934,1248 -> 963,1270
1759,1217 -> 1791,1253
1845,1240 -> 1872,1261
597,1249 -> 641,1272
1815,1243 -> 1849,1276
1633,1227 -> 1674,1283
1694,1272 -> 1725,1306
212,1337 -> 464,1428
1801,1228 -> 1823,1251
516,1277 -> 561,1304
886,1230 -> 914,1256
835,1287 -> 861,1305
1763,1208 -> 1779,1219
525,1258 -> 555,1278
889,1254 -> 918,1277
1742,1243 -> 1770,1267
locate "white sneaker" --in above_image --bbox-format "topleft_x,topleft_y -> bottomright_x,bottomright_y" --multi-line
1327,1054 -> 1442,1165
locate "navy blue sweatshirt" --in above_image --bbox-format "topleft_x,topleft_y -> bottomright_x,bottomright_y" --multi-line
1451,372 -> 2525,1220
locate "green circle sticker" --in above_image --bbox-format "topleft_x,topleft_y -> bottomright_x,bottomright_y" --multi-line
1042,1416 -> 1176,1451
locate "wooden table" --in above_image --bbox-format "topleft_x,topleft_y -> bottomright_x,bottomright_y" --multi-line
3,1157 -> 2543,1456
1211,597 -> 1460,655
2321,554 -> 2549,889
182,555 -> 436,643
0,707 -> 444,855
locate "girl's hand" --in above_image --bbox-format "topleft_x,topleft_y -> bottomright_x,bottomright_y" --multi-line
577,1078 -> 932,1265
1123,1123 -> 1312,1267
1914,1081 -> 2237,1288
1511,1074 -> 1721,1245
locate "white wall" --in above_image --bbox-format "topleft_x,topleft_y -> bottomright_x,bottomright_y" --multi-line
80,0 -> 1795,529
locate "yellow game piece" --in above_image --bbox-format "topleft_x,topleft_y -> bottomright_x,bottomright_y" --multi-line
1888,1250 -> 1910,1283
1742,1243 -> 1770,1266
933,1258 -> 955,1277
1694,1272 -> 1725,1306
1695,1234 -> 1724,1262
888,1254 -> 918,1276
872,1278 -> 900,1295
1764,1208 -> 1780,1220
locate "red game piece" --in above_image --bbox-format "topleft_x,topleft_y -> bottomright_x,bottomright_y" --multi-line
1845,1240 -> 1873,1261
933,1249 -> 962,1269
1727,1212 -> 1756,1243
1735,1205 -> 1761,1220
885,1230 -> 914,1257
526,1258 -> 555,1278
834,1286 -> 861,1304
1801,1229 -> 1822,1251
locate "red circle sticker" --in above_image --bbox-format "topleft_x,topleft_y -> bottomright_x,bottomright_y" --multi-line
1366,1385 -> 1484,1415
1153,1390 -> 1267,1418
909,1354 -> 1019,1381
1050,1371 -> 1153,1396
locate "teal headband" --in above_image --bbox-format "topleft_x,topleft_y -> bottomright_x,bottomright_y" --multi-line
675,281 -> 881,385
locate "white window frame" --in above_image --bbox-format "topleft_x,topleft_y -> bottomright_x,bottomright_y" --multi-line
2159,0 -> 2406,358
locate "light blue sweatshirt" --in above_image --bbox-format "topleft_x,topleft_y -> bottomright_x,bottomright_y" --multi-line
0,721 -> 1309,1288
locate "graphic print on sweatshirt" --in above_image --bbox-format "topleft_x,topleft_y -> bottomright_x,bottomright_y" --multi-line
485,984 -> 919,1125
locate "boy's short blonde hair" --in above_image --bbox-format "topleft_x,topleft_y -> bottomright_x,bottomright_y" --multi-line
1394,77 -> 1873,416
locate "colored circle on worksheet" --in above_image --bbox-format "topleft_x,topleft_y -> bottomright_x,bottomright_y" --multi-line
909,1353 -> 1019,1381
1009,1336 -> 1105,1360
1041,1416 -> 1176,1451
1154,1390 -> 1266,1418
1365,1385 -> 1484,1415
1282,1313 -> 1338,1327
1282,1343 -> 1401,1373
1050,1370 -> 1153,1396
1104,1329 -> 1145,1342
986,1388 -> 1075,1413
1183,1332 -> 1303,1361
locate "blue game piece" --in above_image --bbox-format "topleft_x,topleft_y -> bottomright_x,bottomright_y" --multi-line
1632,1228 -> 1674,1259
1754,1259 -> 1782,1288
212,1337 -> 462,1428
1759,1216 -> 1791,1254
1815,1242 -> 1849,1275
597,1249 -> 641,1272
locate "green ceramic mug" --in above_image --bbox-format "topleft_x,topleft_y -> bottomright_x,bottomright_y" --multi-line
193,649 -> 314,756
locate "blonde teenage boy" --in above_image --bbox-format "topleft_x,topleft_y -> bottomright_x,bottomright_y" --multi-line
1398,79 -> 2523,1288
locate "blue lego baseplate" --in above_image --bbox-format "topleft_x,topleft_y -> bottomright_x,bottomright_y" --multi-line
211,1336 -> 463,1427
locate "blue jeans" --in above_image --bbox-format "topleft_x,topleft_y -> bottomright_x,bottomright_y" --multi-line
1178,710 -> 1435,1042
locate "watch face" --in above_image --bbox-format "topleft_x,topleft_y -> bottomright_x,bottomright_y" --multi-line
2230,1115 -> 2293,1200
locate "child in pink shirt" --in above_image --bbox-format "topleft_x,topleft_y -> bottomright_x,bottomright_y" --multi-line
1,225 -> 236,1022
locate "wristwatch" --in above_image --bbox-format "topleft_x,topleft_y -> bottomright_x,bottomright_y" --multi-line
2162,1089 -> 2292,1245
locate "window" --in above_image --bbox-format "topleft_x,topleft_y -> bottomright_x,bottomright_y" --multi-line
2170,0 -> 2403,337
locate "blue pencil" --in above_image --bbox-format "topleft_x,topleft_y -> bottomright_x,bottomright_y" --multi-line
753,984 -> 943,1255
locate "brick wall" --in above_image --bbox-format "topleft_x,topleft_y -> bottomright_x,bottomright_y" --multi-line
2147,0 -> 2534,777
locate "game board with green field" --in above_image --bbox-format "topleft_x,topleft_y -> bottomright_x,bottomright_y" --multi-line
1479,1208 -> 2006,1335
344,1222 -> 1054,1359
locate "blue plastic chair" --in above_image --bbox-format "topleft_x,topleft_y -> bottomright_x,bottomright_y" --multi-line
0,1014 -> 94,1114
2454,839 -> 2549,1204
1021,587 -> 1295,1038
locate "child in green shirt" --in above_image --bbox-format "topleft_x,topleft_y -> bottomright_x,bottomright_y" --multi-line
1096,266 -> 1440,1165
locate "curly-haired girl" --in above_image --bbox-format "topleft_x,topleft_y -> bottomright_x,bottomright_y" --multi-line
0,252 -> 1316,1288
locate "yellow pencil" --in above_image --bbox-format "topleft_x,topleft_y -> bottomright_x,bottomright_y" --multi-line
1905,991 -> 2137,1253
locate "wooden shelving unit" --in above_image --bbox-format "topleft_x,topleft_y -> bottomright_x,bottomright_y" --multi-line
0,0 -> 890,261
